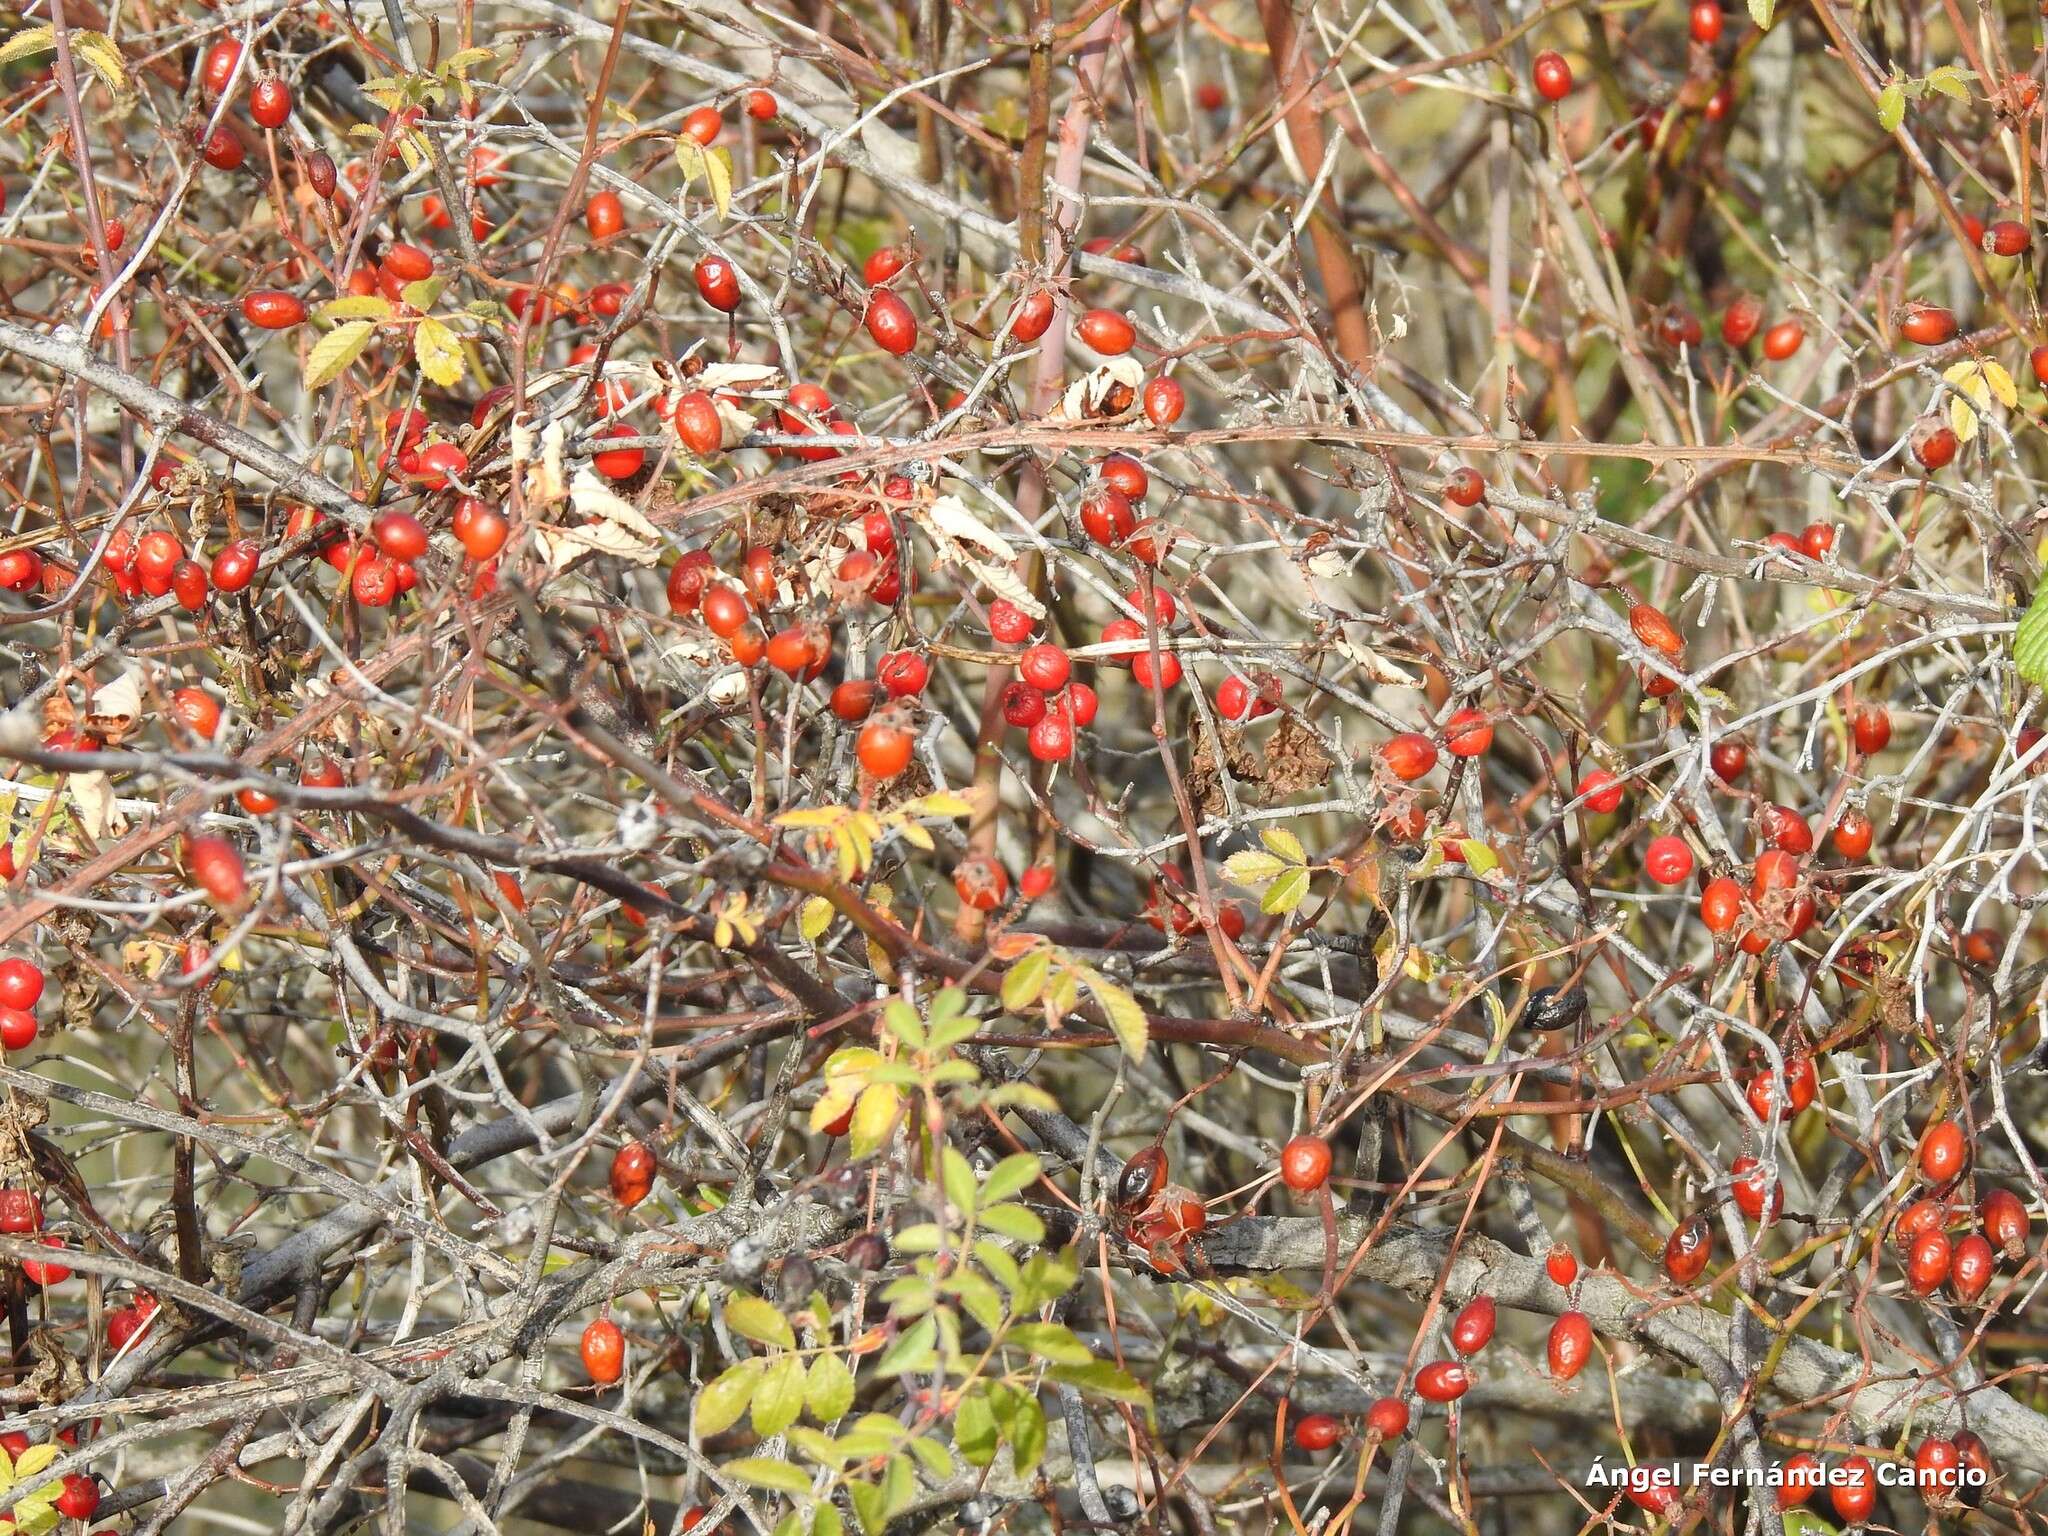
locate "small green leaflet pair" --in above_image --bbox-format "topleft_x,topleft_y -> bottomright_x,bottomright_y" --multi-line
1876,66 -> 1977,134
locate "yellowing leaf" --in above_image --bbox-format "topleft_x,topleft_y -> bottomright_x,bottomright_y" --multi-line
849,1081 -> 902,1158
306,320 -> 376,389
1747,0 -> 1774,28
725,1293 -> 797,1349
1950,394 -> 1979,444
1222,850 -> 1288,886
70,31 -> 127,97
319,294 -> 396,322
414,315 -> 466,388
1000,947 -> 1051,1011
706,146 -> 734,219
1984,360 -> 2018,409
1079,968 -> 1148,1058
902,791 -> 972,819
753,1352 -> 808,1436
1259,864 -> 1309,915
799,896 -> 834,943
807,1351 -> 856,1422
724,1459 -> 813,1495
675,143 -> 734,219
1260,827 -> 1307,865
713,892 -> 759,949
0,28 -> 54,69
1458,839 -> 1500,876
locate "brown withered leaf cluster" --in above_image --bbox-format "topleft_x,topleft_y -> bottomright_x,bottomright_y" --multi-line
1186,715 -> 1332,815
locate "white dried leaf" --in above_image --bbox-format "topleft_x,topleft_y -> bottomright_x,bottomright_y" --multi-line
1336,633 -> 1418,687
569,468 -> 662,544
706,667 -> 751,707
533,518 -> 661,572
698,362 -> 781,392
971,560 -> 1044,618
924,494 -> 1016,560
616,797 -> 661,851
69,771 -> 127,839
525,418 -> 569,506
712,395 -> 756,448
1306,549 -> 1349,578
1054,357 -> 1146,422
85,671 -> 143,740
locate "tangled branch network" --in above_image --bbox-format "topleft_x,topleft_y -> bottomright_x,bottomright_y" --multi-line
0,0 -> 2045,1533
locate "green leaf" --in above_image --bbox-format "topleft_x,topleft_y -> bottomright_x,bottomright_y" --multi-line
908,1436 -> 955,1480
948,1269 -> 1005,1334
1051,1359 -> 1153,1404
1079,968 -> 1148,1058
1457,840 -> 1499,876
725,1458 -> 815,1495
1260,827 -> 1307,864
814,1502 -> 845,1536
879,999 -> 925,1049
400,276 -> 446,311
1747,0 -> 1774,28
305,320 -> 376,389
414,315 -> 466,388
878,1273 -> 935,1314
1005,1322 -> 1093,1364
875,1314 -> 939,1375
927,1009 -> 979,1050
955,1386 -> 999,1466
1016,1248 -> 1081,1310
882,1454 -> 918,1521
973,1239 -> 1022,1294
754,1352 -> 808,1437
1924,64 -> 1976,101
892,1222 -> 945,1254
1877,78 -> 1906,133
725,1293 -> 797,1349
772,1513 -> 805,1536
807,1350 -> 857,1423
2014,585 -> 2048,686
1000,948 -> 1051,1010
980,1152 -> 1041,1206
318,294 -> 395,322
788,1427 -> 847,1467
695,1359 -> 763,1437
835,1424 -> 899,1461
1259,865 -> 1310,915
1222,850 -> 1288,886
941,1146 -> 978,1217
848,1480 -> 887,1536
976,1202 -> 1046,1244
990,1385 -> 1046,1475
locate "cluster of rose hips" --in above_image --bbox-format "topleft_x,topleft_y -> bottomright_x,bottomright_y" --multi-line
1887,1121 -> 2030,1305
0,956 -> 46,1053
0,1159 -> 113,1519
1111,1145 -> 1209,1273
